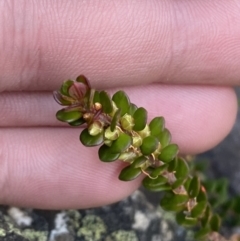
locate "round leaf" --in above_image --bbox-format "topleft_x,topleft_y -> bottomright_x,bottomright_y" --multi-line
60,80 -> 74,96
128,103 -> 138,115
143,176 -> 171,192
158,128 -> 171,148
188,176 -> 201,198
53,91 -> 72,105
80,128 -> 104,147
56,109 -> 82,123
93,90 -> 100,103
99,91 -> 113,114
201,205 -> 211,227
68,118 -> 85,126
110,109 -> 121,131
140,136 -> 159,155
119,166 -> 142,181
160,192 -> 189,212
76,75 -> 90,87
143,175 -> 168,189
191,201 -> 207,218
98,145 -> 120,162
210,214 -> 221,232
176,211 -> 198,227
168,158 -> 178,172
133,107 -> 147,131
175,158 -> 189,179
109,133 -> 132,153
143,182 -> 171,192
158,144 -> 179,163
184,177 -> 192,191
150,164 -> 168,178
197,188 -> 208,203
112,91 -> 130,116
172,177 -> 187,189
131,156 -> 148,168
149,117 -> 165,137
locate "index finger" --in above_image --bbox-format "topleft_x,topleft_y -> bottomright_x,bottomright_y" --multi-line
1,0 -> 240,91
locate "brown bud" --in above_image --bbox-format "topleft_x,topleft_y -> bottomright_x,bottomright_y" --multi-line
104,139 -> 112,147
83,113 -> 93,120
94,102 -> 102,111
137,124 -> 150,139
132,134 -> 142,147
104,127 -> 120,141
118,152 -> 137,162
88,121 -> 103,136
120,114 -> 134,131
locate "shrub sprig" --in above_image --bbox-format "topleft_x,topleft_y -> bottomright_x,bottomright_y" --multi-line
54,75 -> 223,241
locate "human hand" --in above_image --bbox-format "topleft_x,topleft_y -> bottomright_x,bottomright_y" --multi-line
0,0 -> 238,209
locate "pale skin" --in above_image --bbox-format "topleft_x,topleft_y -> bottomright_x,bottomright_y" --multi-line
0,0 -> 239,209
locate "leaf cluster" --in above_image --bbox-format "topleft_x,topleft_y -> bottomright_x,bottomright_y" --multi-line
54,75 -> 229,241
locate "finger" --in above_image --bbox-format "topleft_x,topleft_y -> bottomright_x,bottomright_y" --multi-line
0,128 -> 141,209
0,85 -> 237,153
1,0 -> 240,91
0,85 -> 237,154
0,88 -> 237,209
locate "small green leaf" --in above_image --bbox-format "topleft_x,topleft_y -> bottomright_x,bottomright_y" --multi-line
160,192 -> 189,212
131,156 -> 148,168
176,211 -> 198,227
119,166 -> 142,181
158,128 -> 171,148
99,91 -> 113,114
111,109 -> 121,131
143,175 -> 168,189
158,144 -> 179,163
188,176 -> 201,198
98,145 -> 120,162
112,91 -> 130,116
172,177 -> 187,189
201,205 -> 211,227
56,109 -> 82,123
184,177 -> 192,191
140,136 -> 159,155
68,118 -> 85,126
93,90 -> 100,103
143,181 -> 171,192
109,133 -> 132,153
191,201 -> 207,218
150,164 -> 168,178
53,91 -> 72,105
80,128 -> 104,147
149,117 -> 165,137
60,80 -> 74,96
197,188 -> 208,202
128,103 -> 138,115
175,158 -> 190,179
133,107 -> 147,131
76,75 -> 90,87
168,158 -> 178,172
210,214 -> 221,232
194,227 -> 211,240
